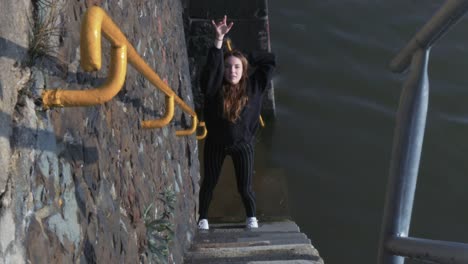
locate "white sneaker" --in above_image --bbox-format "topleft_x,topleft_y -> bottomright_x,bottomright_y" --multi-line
246,217 -> 258,229
198,219 -> 209,230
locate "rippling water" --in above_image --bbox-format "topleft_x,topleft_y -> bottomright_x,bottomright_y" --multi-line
265,1 -> 468,263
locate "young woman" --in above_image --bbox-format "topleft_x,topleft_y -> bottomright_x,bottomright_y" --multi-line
197,15 -> 276,230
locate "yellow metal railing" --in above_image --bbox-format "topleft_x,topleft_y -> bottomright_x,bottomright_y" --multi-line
41,6 -> 200,136
259,115 -> 265,127
196,122 -> 207,140
140,95 -> 175,129
176,116 -> 198,136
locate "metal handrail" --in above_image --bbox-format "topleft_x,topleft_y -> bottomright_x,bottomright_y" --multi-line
196,121 -> 208,140
41,6 -> 199,135
42,44 -> 127,107
378,1 -> 468,263
141,95 -> 174,129
259,115 -> 265,127
176,116 -> 198,136
390,0 -> 468,73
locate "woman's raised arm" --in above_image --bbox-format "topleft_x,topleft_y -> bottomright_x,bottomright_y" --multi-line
211,15 -> 233,49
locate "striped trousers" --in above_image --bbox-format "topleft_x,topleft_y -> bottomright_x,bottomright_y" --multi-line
198,139 -> 257,219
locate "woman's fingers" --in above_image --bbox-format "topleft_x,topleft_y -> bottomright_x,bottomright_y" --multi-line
213,20 -> 224,28
227,22 -> 234,31
212,16 -> 233,34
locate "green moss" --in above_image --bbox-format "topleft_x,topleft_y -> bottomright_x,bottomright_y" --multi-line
142,187 -> 176,264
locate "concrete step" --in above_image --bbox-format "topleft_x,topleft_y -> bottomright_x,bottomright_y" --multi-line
195,231 -> 307,241
185,243 -> 322,264
193,237 -> 312,249
187,260 -> 321,264
194,232 -> 309,244
247,261 -> 320,264
186,258 -> 322,263
208,220 -> 300,233
183,221 -> 324,264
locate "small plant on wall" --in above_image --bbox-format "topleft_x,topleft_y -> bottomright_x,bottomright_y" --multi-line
141,187 -> 176,264
28,0 -> 63,65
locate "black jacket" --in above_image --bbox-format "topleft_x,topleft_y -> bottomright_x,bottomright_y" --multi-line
200,47 -> 276,145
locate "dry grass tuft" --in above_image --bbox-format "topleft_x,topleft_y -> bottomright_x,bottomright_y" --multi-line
27,0 -> 63,65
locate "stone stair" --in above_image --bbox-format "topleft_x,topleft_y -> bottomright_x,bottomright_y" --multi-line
184,220 -> 324,264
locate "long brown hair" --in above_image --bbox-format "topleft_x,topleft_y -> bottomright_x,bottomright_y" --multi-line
223,50 -> 249,123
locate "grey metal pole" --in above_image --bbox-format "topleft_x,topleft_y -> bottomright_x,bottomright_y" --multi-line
390,0 -> 468,73
378,48 -> 430,264
387,236 -> 468,263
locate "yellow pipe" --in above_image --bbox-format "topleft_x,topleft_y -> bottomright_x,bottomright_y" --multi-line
125,43 -> 196,116
42,45 -> 127,108
259,115 -> 265,127
83,6 -> 195,116
141,95 -> 175,129
42,7 -> 129,108
196,121 -> 207,140
42,6 -> 197,132
176,116 -> 198,136
226,38 -> 233,52
80,6 -> 104,71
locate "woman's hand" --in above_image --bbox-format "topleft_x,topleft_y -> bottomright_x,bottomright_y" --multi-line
211,15 -> 234,40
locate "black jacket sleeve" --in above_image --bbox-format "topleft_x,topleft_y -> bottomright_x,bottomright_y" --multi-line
248,51 -> 276,93
200,47 -> 224,98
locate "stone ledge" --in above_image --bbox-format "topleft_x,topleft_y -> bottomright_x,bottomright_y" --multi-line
184,221 -> 324,264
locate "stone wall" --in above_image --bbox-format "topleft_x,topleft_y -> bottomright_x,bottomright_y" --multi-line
0,0 -> 199,263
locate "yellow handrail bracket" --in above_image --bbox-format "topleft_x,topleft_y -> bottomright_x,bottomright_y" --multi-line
176,116 -> 198,137
40,6 -> 198,136
259,115 -> 265,127
42,46 -> 127,108
141,95 -> 175,129
42,7 -> 128,108
196,121 -> 207,140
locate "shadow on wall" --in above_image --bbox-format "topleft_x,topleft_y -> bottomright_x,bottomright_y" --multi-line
0,110 -> 98,164
0,36 -> 27,63
0,79 -> 3,100
0,37 -> 102,163
0,37 -> 107,87
115,93 -> 192,129
114,90 -> 180,125
0,37 -> 187,131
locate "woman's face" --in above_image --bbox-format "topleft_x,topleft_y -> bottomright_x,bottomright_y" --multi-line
224,56 -> 243,85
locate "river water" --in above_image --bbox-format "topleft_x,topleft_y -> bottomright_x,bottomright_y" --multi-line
265,1 -> 468,263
